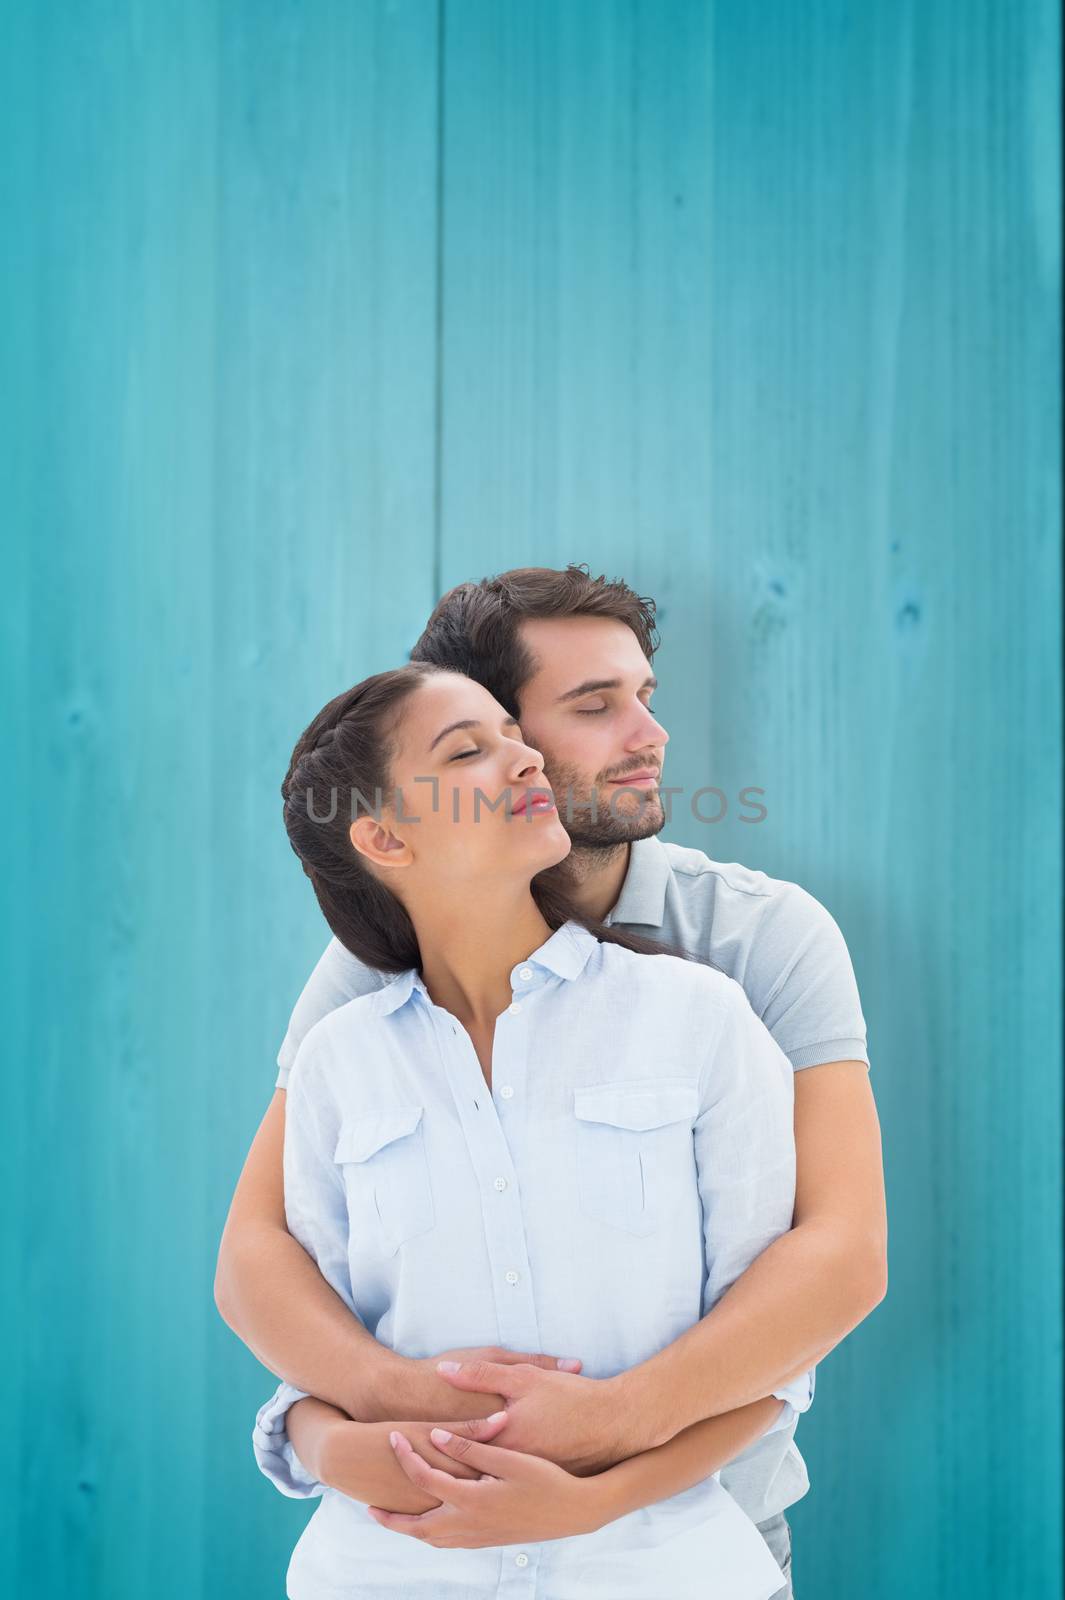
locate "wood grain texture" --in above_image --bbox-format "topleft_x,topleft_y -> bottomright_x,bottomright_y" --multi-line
2,1 -> 1059,1596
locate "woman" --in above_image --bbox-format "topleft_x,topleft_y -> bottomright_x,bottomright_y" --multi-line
251,662 -> 806,1599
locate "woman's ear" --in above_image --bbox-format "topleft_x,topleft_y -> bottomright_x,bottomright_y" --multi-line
349,815 -> 411,868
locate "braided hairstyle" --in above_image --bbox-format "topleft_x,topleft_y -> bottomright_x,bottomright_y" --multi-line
282,661 -> 688,975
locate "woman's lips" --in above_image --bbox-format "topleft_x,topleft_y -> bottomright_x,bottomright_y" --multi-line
511,791 -> 557,816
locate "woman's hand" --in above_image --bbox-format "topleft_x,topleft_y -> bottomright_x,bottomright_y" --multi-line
365,1423 -> 603,1549
321,1416 -> 500,1509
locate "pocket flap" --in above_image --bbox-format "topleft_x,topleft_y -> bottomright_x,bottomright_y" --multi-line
573,1080 -> 700,1132
333,1104 -> 424,1163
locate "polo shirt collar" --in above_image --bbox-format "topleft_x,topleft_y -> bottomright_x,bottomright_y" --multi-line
604,834 -> 670,928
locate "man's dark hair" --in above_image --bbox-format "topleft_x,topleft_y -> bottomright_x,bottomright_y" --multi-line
409,563 -> 660,717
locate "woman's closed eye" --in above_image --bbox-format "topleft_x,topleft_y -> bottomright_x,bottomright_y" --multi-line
450,732 -> 527,760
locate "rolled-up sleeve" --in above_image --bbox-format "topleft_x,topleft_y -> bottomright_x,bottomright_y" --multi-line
252,1381 -> 323,1498
763,1366 -> 816,1434
695,981 -> 816,1437
251,1034 -> 354,1496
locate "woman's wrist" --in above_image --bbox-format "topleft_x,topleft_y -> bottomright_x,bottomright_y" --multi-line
288,1399 -> 360,1486
575,1461 -> 634,1532
321,1419 -> 464,1511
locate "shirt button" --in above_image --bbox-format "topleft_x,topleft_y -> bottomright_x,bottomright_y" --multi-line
515,1552 -> 529,1567
518,967 -> 533,981
507,1001 -> 522,1014
505,1269 -> 519,1285
494,1176 -> 507,1191
499,1085 -> 514,1099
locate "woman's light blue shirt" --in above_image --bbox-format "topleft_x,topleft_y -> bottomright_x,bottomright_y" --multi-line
253,920 -> 813,1600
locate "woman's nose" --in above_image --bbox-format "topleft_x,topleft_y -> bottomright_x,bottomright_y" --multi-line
511,749 -> 545,782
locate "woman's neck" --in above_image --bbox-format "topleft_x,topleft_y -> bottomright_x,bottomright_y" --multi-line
411,887 -> 556,1028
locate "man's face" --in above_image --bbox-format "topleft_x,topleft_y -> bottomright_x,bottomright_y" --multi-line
514,616 -> 670,848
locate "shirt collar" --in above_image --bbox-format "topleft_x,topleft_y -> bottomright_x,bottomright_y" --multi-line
373,965 -> 420,1017
373,918 -> 600,1018
522,918 -> 600,980
604,835 -> 670,928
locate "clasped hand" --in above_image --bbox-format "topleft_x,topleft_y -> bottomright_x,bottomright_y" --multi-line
364,1345 -> 626,1549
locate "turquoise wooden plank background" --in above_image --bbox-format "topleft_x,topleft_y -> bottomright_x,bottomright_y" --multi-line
2,2 -> 1059,1596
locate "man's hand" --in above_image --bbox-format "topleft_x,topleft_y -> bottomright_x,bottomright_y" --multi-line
432,1357 -> 628,1475
405,1345 -> 584,1425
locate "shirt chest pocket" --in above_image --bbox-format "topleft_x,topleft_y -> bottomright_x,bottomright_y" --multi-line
333,1105 -> 436,1258
573,1079 -> 701,1237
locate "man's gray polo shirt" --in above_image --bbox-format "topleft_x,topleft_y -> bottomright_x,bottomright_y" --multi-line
274,835 -> 870,1526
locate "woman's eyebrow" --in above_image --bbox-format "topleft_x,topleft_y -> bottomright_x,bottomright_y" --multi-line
428,714 -> 519,752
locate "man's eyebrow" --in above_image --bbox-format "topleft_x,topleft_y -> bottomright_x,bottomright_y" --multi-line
428,714 -> 519,752
555,674 -> 658,705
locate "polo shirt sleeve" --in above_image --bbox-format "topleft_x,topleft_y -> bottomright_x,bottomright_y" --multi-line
276,937 -> 387,1090
695,979 -> 817,1437
749,882 -> 870,1072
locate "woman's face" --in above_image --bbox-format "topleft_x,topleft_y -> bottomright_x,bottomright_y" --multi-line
351,672 -> 572,896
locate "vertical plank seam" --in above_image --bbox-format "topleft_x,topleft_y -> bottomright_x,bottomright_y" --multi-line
432,0 -> 447,604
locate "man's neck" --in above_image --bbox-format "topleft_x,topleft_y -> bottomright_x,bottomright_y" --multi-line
554,840 -> 631,923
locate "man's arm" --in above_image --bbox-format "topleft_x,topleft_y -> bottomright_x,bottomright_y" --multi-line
583,1396 -> 788,1527
617,1057 -> 888,1452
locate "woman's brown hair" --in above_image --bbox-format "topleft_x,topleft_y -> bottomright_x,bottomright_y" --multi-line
281,662 -> 685,974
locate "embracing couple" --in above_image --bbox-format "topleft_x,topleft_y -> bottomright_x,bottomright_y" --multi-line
214,564 -> 887,1599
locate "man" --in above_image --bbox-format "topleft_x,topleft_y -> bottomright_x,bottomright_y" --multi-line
215,564 -> 887,1595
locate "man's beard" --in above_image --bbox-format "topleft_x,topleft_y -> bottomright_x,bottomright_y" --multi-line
544,760 -> 666,851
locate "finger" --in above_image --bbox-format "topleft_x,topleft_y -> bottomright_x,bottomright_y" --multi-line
388,1431 -> 480,1503
497,1350 -> 583,1374
426,1427 -> 527,1481
366,1504 -> 437,1538
367,1504 -> 448,1528
447,1409 -> 508,1443
434,1358 -> 530,1395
